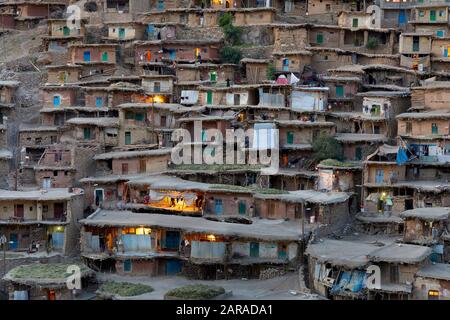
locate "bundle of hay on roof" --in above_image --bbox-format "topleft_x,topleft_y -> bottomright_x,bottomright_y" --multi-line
164,284 -> 226,300
97,281 -> 153,299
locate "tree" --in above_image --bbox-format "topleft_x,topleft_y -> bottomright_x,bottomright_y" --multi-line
312,135 -> 343,162
220,46 -> 242,64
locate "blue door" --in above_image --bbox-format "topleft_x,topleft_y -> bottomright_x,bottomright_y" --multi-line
147,24 -> 154,39
398,10 -> 406,25
53,95 -> 61,107
52,232 -> 64,249
95,97 -> 103,107
375,170 -> 384,184
9,233 -> 18,250
158,0 -> 165,11
123,259 -> 132,272
166,260 -> 182,275
83,51 -> 91,61
169,49 -> 175,61
164,231 -> 180,249
215,199 -> 223,215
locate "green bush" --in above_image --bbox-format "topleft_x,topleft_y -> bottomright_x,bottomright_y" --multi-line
266,63 -> 276,81
223,25 -> 242,46
218,12 -> 233,28
312,135 -> 343,162
366,37 -> 379,49
165,284 -> 225,300
220,45 -> 242,64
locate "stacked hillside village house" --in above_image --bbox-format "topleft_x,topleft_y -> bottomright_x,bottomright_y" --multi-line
0,0 -> 448,300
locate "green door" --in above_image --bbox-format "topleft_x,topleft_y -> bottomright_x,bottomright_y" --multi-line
336,85 -> 344,97
238,201 -> 246,215
250,242 -> 259,257
287,131 -> 294,144
206,91 -> 213,104
355,146 -> 362,161
63,26 -> 70,36
432,123 -> 438,134
83,128 -> 91,140
125,131 -> 131,145
352,18 -> 358,28
118,28 -> 125,39
430,10 -> 436,22
102,52 -> 108,62
210,72 -> 217,82
316,33 -> 323,44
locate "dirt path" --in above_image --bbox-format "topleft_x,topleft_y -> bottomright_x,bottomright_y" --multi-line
96,272 -> 322,300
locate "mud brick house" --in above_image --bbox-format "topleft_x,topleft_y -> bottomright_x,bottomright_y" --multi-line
307,0 -> 354,17
0,80 -> 19,108
330,90 -> 410,138
307,47 -> 354,74
366,243 -> 432,300
64,117 -> 120,147
197,84 -> 260,106
321,76 -> 361,105
177,115 -> 234,145
275,119 -> 336,167
396,110 -> 450,163
306,237 -> 379,300
83,83 -> 145,108
41,85 -> 81,110
409,4 -> 449,35
141,74 -> 175,100
116,102 -> 184,146
0,149 -> 12,188
377,0 -> 415,30
307,237 -> 432,300
3,263 -> 94,300
413,263 -> 450,300
175,63 -> 237,86
272,24 -> 309,53
335,133 -> 387,161
0,188 -> 84,256
400,207 -> 450,248
18,126 -> 61,174
126,175 -> 256,217
399,32 -> 433,71
259,169 -> 318,192
272,50 -> 312,76
45,65 -> 82,85
317,160 -> 362,194
134,39 -> 222,65
362,64 -> 418,87
43,19 -> 85,52
254,189 -> 351,226
105,21 -> 146,41
363,144 -> 407,213
33,146 -> 76,189
308,24 -> 399,55
338,10 -> 381,30
240,58 -> 269,84
102,0 -> 151,22
431,37 -> 450,74
93,148 -> 171,176
69,43 -> 119,65
410,81 -> 450,110
142,22 -> 178,41
80,174 -> 138,210
0,1 -> 67,30
80,209 -> 301,279
291,87 -> 329,112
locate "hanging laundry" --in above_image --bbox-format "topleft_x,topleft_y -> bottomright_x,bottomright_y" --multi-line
396,146 -> 409,165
